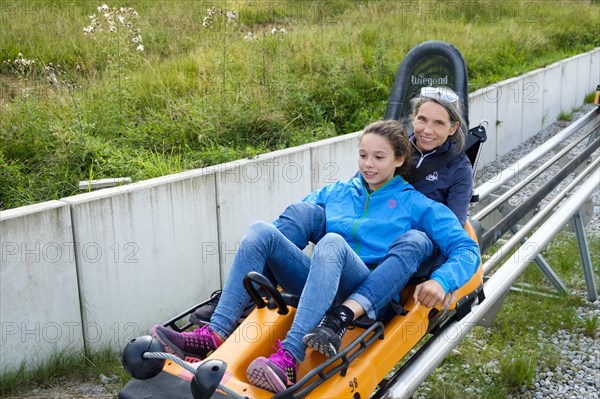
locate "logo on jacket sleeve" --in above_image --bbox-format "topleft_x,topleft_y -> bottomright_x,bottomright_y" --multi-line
387,199 -> 397,209
426,171 -> 439,182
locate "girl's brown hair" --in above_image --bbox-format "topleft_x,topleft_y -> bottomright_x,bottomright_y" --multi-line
360,120 -> 412,179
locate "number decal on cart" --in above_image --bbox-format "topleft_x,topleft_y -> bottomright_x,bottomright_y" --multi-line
349,377 -> 359,393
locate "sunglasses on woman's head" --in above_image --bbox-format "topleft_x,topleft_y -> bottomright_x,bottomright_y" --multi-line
420,86 -> 459,104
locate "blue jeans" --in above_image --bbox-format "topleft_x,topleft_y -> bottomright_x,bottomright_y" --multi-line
210,203 -> 437,361
275,202 -> 439,321
210,221 -> 369,362
273,201 -> 326,249
348,229 -> 436,320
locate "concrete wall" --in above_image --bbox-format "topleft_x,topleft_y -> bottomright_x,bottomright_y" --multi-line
213,148 -> 312,280
1,47 -> 598,372
61,170 -> 221,351
468,47 -> 599,161
1,202 -> 84,371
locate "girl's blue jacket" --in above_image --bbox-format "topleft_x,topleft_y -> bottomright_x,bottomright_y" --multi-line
303,175 -> 480,294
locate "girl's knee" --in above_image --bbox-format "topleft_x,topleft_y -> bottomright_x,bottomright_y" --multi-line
316,232 -> 345,248
389,229 -> 433,252
313,233 -> 347,264
244,220 -> 276,241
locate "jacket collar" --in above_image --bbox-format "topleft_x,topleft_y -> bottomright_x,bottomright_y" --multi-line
409,134 -> 454,156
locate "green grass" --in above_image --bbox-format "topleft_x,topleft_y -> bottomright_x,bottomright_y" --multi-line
0,346 -> 128,397
1,0 -> 599,210
584,91 -> 598,104
414,232 -> 600,398
557,109 -> 575,121
584,314 -> 599,338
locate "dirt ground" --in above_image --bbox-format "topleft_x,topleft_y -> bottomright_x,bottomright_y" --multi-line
3,379 -> 121,399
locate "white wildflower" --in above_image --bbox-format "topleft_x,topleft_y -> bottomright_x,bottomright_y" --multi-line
45,66 -> 58,86
98,4 -> 109,12
271,27 -> 287,35
136,44 -> 144,52
225,10 -> 238,22
117,15 -> 125,24
108,25 -> 116,32
244,32 -> 258,41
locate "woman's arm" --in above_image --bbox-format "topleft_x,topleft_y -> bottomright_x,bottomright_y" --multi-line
414,196 -> 480,294
444,156 -> 473,226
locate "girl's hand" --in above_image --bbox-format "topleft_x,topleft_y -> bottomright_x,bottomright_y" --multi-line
442,290 -> 458,309
413,280 -> 446,308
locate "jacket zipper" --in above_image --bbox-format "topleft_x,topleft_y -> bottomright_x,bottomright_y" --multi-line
411,138 -> 437,168
352,193 -> 370,254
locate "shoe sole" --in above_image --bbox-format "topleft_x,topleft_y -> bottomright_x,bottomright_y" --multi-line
246,357 -> 287,393
302,332 -> 339,358
151,325 -> 184,358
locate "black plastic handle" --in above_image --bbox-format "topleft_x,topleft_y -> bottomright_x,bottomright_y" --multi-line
243,271 -> 289,315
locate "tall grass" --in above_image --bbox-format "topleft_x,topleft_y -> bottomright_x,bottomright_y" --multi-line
0,346 -> 127,396
1,0 -> 599,209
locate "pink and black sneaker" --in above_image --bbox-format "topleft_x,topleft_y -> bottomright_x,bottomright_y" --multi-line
246,340 -> 297,393
151,324 -> 221,362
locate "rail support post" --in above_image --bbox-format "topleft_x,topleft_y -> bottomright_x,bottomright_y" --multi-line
572,210 -> 598,302
509,226 -> 569,294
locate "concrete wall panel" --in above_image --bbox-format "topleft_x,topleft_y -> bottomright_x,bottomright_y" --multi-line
0,202 -> 84,372
542,63 -> 562,129
469,86 -> 499,169
63,170 -> 219,350
561,59 -> 579,113
306,132 -> 362,191
590,49 -> 600,90
521,70 -> 545,141
496,77 -> 524,157
576,53 -> 591,103
215,148 -> 312,280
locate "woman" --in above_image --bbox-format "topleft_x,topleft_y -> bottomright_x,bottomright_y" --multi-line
152,119 -> 479,393
409,86 -> 471,225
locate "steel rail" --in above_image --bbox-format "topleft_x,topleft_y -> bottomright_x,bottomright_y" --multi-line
473,108 -> 599,202
472,129 -> 593,222
478,135 -> 599,251
482,156 -> 600,274
375,167 -> 600,399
